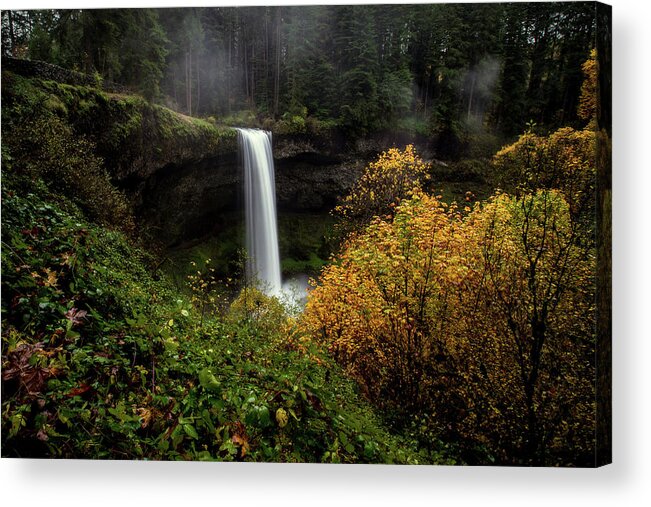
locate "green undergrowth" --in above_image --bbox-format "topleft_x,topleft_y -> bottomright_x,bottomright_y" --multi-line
426,159 -> 495,207
218,108 -> 339,138
163,218 -> 244,292
0,177 -> 453,464
278,213 -> 336,277
163,212 -> 336,290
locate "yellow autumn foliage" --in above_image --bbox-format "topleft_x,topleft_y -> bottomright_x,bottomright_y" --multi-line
578,49 -> 598,125
302,189 -> 595,465
492,126 -> 596,222
334,144 -> 429,233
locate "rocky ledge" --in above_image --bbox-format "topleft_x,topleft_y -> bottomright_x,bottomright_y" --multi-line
1,58 -> 382,246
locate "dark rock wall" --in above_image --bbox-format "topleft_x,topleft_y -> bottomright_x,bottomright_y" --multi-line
275,158 -> 363,212
137,145 -> 362,247
138,153 -> 240,246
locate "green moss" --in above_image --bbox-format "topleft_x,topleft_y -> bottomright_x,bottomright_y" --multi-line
281,253 -> 327,276
3,71 -> 237,175
2,72 -> 49,122
41,81 -> 77,108
276,212 -> 336,277
106,104 -> 143,148
154,105 -> 235,142
43,94 -> 68,115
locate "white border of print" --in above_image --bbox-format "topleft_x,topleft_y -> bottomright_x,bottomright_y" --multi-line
1,1 -> 649,506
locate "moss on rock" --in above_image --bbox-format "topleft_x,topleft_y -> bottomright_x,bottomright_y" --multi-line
2,68 -> 237,183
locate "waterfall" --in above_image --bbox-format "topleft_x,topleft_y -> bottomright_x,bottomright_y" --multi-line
237,128 -> 282,297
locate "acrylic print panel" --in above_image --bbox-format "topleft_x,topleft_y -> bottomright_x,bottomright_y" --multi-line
0,1 -> 611,467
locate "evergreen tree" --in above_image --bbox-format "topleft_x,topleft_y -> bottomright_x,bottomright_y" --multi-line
2,4 -> 599,143
283,6 -> 336,119
498,2 -> 531,135
119,10 -> 168,101
333,5 -> 380,135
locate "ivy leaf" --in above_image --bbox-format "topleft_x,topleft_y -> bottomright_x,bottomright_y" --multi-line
257,406 -> 271,428
183,424 -> 199,439
198,368 -> 220,391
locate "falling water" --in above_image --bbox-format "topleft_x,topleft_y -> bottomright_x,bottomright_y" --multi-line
237,128 -> 282,297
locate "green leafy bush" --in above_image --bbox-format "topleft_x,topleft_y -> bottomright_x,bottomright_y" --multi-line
1,185 -> 445,464
7,114 -> 135,233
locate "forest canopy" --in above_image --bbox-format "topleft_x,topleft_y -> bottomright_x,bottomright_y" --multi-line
2,3 -> 597,145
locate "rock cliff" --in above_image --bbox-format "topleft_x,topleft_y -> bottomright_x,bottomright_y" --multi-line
2,58 -> 384,246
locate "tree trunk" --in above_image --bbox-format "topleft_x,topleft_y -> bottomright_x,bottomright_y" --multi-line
467,72 -> 476,121
524,381 -> 539,464
227,31 -> 232,114
196,50 -> 201,115
244,41 -> 249,102
250,43 -> 255,109
8,11 -> 16,56
274,8 -> 281,117
186,48 -> 193,115
173,67 -> 178,108
524,318 -> 546,465
423,72 -> 430,116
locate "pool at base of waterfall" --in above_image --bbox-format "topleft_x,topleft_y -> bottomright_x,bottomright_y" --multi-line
280,273 -> 310,310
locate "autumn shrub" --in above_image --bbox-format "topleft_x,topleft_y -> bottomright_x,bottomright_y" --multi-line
302,189 -> 595,465
459,190 -> 595,465
491,126 -> 596,224
334,144 -> 430,235
578,49 -> 598,126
